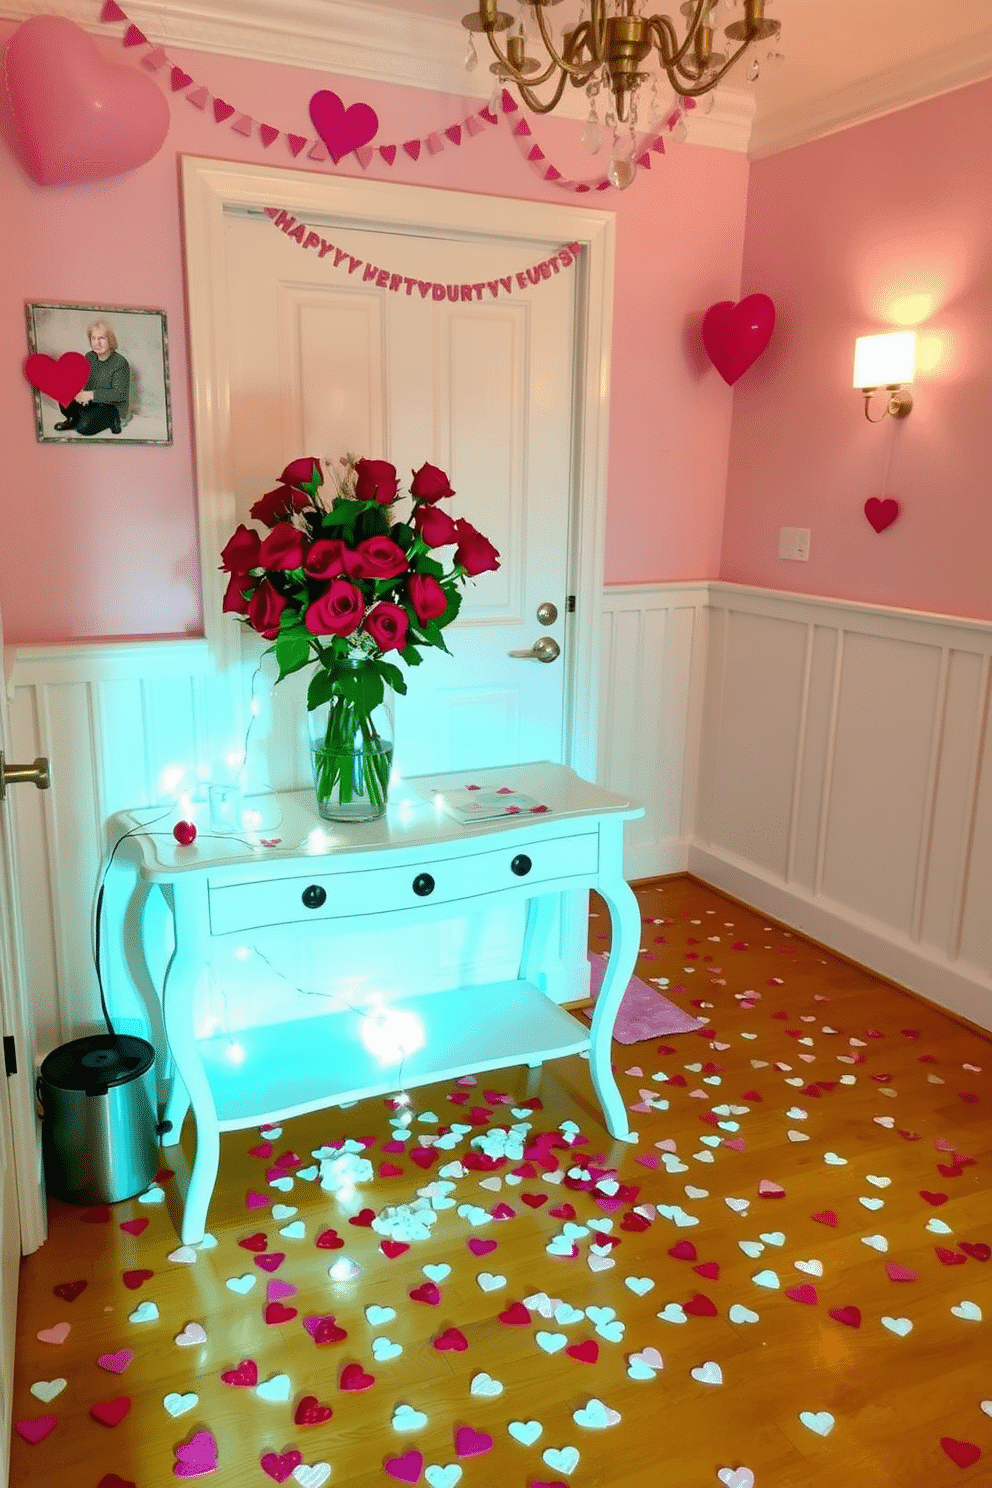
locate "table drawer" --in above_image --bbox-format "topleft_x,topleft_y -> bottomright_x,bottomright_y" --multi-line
207,831 -> 600,936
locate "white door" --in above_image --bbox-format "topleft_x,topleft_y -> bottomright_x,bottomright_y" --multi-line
221,209 -> 576,783
0,599 -> 48,1477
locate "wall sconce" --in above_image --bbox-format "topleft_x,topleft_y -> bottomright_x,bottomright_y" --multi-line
852,331 -> 916,422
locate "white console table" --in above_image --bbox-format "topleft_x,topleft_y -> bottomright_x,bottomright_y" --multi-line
108,762 -> 643,1244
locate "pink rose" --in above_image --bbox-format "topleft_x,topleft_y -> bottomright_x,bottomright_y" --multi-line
220,523 -> 261,574
250,484 -> 313,528
363,602 -> 409,652
304,538 -> 347,579
410,462 -> 455,503
305,579 -> 365,637
258,523 -> 308,571
413,503 -> 457,548
342,536 -> 408,581
355,458 -> 399,506
222,572 -> 253,616
279,456 -> 322,488
408,573 -> 448,625
453,518 -> 501,577
247,580 -> 287,640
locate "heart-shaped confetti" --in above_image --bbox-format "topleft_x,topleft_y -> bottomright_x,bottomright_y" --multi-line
128,1300 -> 159,1323
940,1439 -> 982,1469
799,1410 -> 834,1437
717,1470 -> 755,1488
29,1379 -> 66,1403
728,1304 -> 759,1324
90,1396 -> 132,1428
37,1323 -> 71,1345
572,1398 -> 621,1429
542,1446 -> 580,1475
173,1429 -> 218,1478
881,1316 -> 913,1336
260,1450 -> 303,1483
164,1392 -> 199,1417
15,1414 -> 58,1444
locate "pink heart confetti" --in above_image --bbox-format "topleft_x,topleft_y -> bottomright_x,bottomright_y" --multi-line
454,1425 -> 494,1458
97,1349 -> 134,1374
384,1451 -> 423,1483
16,1414 -> 58,1444
37,1323 -> 71,1345
260,1451 -> 303,1483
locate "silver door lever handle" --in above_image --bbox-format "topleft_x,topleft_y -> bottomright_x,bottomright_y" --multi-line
508,637 -> 560,663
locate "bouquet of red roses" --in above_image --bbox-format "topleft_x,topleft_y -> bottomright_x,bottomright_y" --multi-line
220,454 -> 500,819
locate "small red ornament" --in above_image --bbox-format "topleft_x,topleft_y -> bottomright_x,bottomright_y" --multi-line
173,820 -> 197,845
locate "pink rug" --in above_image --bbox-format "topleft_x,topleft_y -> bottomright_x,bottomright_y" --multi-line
581,953 -> 706,1044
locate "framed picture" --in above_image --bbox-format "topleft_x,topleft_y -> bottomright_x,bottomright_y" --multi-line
26,301 -> 173,446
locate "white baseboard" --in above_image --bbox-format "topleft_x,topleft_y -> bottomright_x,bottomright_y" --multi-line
688,841 -> 992,1031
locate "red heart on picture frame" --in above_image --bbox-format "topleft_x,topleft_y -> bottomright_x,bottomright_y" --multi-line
701,293 -> 775,385
309,90 -> 379,164
23,353 -> 90,405
864,497 -> 900,533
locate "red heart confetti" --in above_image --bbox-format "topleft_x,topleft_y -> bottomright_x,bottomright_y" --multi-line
264,1302 -> 297,1325
119,1218 -> 148,1236
467,1238 -> 498,1257
315,1228 -> 344,1250
410,1282 -> 441,1305
693,1261 -> 720,1279
239,1233 -> 268,1252
15,1414 -> 58,1444
384,1451 -> 423,1483
885,1263 -> 917,1282
811,1210 -> 839,1227
260,1450 -> 303,1483
349,1208 -> 375,1227
684,1293 -> 718,1318
381,1241 -> 410,1260
935,1248 -> 967,1266
255,1252 -> 285,1272
90,1397 -> 132,1428
433,1327 -> 469,1352
222,1359 -> 259,1386
498,1302 -> 531,1325
53,1280 -> 87,1302
294,1395 -> 333,1425
960,1242 -> 990,1262
340,1362 -> 375,1391
668,1241 -> 698,1261
828,1305 -> 861,1328
940,1438 -> 982,1469
785,1285 -> 818,1305
314,1318 -> 348,1345
566,1339 -> 599,1363
920,1191 -> 949,1206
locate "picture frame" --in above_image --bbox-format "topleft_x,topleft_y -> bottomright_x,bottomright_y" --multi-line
26,301 -> 173,446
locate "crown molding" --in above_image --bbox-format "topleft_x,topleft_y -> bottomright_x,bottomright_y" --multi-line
749,30 -> 992,157
0,0 -> 756,151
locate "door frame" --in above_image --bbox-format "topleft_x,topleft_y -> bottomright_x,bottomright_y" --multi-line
180,154 -> 616,780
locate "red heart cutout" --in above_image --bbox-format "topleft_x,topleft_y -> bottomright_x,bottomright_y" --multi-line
255,1252 -> 285,1272
379,1162 -> 404,1178
348,1208 -> 375,1227
380,1240 -> 409,1259
260,1450 -> 302,1483
221,1359 -> 258,1387
566,1339 -> 599,1363
248,1142 -> 273,1159
121,1269 -> 153,1290
701,293 -> 775,385
454,1426 -> 493,1459
693,1261 -> 720,1279
410,1282 -> 441,1305
521,1192 -> 548,1208
668,1241 -> 698,1261
828,1305 -> 861,1327
684,1292 -> 718,1317
315,1228 -> 344,1250
864,497 -> 900,533
920,1191 -> 948,1206
960,1242 -> 990,1262
16,1414 -> 58,1444
549,1203 -> 576,1221
935,1247 -> 966,1266
622,1212 -> 650,1232
498,1301 -> 531,1325
309,90 -> 379,164
119,1218 -> 148,1237
313,1318 -> 347,1345
785,1285 -> 818,1305
24,353 -> 90,406
339,1362 -> 375,1391
7,15 -> 170,185
940,1438 -> 982,1469
294,1394 -> 333,1425
264,1302 -> 297,1324
409,1148 -> 437,1171
467,1238 -> 497,1256
90,1397 -> 131,1428
239,1232 -> 268,1252
433,1327 -> 468,1352
53,1279 -> 87,1302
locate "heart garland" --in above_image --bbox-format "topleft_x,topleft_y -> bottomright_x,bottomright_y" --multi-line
97,2 -> 687,194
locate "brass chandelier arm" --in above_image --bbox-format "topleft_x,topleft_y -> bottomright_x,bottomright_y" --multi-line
532,5 -> 599,82
482,23 -> 571,91
645,16 -> 752,95
516,68 -> 575,113
650,0 -> 708,72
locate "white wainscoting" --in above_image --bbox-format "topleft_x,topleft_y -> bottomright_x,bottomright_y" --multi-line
597,584 -> 709,883
9,581 -> 992,1049
693,585 -> 992,1030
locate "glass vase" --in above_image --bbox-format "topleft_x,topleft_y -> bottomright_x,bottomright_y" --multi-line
307,660 -> 394,823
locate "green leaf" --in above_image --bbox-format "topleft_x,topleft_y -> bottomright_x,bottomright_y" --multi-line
275,628 -> 312,681
307,667 -> 337,710
391,522 -> 415,550
378,660 -> 407,696
400,644 -> 423,667
416,556 -> 444,580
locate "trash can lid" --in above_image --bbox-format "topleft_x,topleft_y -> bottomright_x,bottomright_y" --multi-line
40,1035 -> 155,1092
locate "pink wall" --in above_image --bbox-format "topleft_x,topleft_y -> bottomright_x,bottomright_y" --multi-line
721,80 -> 992,620
0,23 -> 747,644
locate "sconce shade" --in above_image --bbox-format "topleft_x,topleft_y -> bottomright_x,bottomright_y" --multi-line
852,331 -> 917,390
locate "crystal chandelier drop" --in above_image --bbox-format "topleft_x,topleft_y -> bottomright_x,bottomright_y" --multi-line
462,0 -> 782,123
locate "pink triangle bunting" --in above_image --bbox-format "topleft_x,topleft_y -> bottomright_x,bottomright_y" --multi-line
142,47 -> 168,70
186,86 -> 209,110
231,114 -> 254,137
544,165 -> 562,181
501,89 -> 519,113
574,183 -> 591,193
264,207 -> 280,219
287,134 -> 307,157
464,115 -> 486,137
650,135 -> 666,154
527,145 -> 545,162
379,145 -> 397,166
444,125 -> 462,146
122,24 -> 147,46
403,139 -> 422,161
636,151 -> 651,169
259,124 -> 280,148
513,120 -> 532,138
355,145 -> 375,169
101,0 -> 127,21
426,133 -> 444,155
308,140 -> 329,162
595,179 -> 611,191
479,107 -> 498,126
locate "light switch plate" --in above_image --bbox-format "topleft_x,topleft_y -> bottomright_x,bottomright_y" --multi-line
779,527 -> 811,561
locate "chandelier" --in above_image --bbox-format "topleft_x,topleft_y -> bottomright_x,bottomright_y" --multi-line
462,0 -> 782,133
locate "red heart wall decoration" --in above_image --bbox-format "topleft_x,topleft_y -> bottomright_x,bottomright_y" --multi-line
702,293 -> 776,385
309,91 -> 379,164
864,497 -> 900,533
23,353 -> 91,406
6,15 -> 170,185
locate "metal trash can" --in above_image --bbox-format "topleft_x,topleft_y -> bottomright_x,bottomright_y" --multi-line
39,1035 -> 159,1205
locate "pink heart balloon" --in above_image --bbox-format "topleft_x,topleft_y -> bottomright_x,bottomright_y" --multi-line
864,497 -> 900,533
702,293 -> 776,385
309,90 -> 379,164
6,15 -> 170,185
23,352 -> 91,405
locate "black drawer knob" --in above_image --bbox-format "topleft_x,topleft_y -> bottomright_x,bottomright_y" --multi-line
511,854 -> 532,877
412,873 -> 435,897
301,883 -> 327,909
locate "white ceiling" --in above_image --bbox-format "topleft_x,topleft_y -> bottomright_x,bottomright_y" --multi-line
6,0 -> 992,156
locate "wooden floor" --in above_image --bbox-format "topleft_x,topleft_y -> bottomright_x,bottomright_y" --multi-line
8,875 -> 991,1488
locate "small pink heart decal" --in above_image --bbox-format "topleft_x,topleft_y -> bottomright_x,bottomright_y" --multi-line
384,1450 -> 423,1483
173,1429 -> 218,1477
37,1323 -> 70,1345
467,1238 -> 497,1256
24,352 -> 90,405
6,15 -> 170,185
864,497 -> 899,533
308,90 -> 379,164
260,1450 -> 302,1483
701,293 -> 775,385
97,1349 -> 134,1374
454,1425 -> 493,1458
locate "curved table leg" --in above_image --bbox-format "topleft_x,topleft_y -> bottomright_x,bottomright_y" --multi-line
161,926 -> 219,1247
586,853 -> 639,1139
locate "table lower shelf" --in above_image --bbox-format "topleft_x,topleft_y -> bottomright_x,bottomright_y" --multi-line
195,980 -> 592,1130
